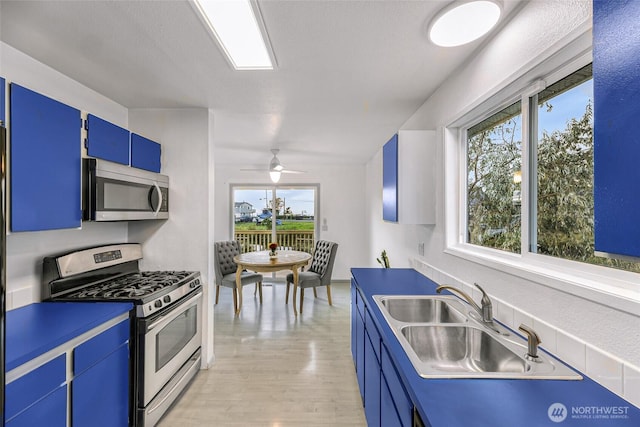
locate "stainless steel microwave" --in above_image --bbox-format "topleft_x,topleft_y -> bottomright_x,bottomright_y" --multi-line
83,158 -> 169,221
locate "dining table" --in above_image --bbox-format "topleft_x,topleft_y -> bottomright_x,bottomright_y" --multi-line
233,250 -> 312,315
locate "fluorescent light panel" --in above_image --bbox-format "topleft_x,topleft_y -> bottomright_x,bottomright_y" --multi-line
195,0 -> 273,70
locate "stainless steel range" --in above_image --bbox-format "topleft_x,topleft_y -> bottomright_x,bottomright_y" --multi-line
42,243 -> 202,427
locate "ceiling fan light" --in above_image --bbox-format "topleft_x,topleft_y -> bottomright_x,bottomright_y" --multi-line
269,171 -> 281,183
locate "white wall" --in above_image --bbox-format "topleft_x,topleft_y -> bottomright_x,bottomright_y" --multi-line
128,108 -> 215,367
365,1 -> 640,405
1,42 -> 129,309
214,164 -> 369,280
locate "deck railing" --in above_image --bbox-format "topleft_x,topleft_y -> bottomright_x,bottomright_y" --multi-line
234,230 -> 315,254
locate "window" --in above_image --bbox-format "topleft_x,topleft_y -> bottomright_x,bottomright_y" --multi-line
464,63 -> 640,273
231,185 -> 317,254
466,101 -> 522,253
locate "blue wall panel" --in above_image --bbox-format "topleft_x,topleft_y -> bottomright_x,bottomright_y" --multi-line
382,134 -> 398,222
593,0 -> 640,257
10,84 -> 81,231
86,114 -> 130,165
130,132 -> 161,172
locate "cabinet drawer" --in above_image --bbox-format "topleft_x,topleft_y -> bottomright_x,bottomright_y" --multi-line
5,354 -> 66,421
6,385 -> 67,427
382,345 -> 412,427
73,319 -> 129,375
356,287 -> 365,320
365,309 -> 381,363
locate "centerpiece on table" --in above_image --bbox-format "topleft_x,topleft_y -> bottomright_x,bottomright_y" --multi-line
268,242 -> 278,259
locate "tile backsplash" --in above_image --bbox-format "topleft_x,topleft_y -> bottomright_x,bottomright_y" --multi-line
411,258 -> 640,409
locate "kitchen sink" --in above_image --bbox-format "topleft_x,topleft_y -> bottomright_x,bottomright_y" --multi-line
401,325 -> 527,375
377,295 -> 468,323
373,295 -> 582,380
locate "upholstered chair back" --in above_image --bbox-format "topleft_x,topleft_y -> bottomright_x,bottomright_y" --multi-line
308,241 -> 338,287
214,241 -> 241,281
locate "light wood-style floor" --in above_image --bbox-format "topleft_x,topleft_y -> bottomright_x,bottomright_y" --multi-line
158,281 -> 367,427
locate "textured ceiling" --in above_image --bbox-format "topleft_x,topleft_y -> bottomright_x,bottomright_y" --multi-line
0,0 -> 522,168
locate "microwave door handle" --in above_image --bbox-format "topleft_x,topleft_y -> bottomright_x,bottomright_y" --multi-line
152,182 -> 163,216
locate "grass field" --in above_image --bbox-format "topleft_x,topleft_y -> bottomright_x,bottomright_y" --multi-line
234,221 -> 315,231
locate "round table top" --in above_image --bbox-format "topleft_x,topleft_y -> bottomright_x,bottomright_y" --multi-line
234,250 -> 311,267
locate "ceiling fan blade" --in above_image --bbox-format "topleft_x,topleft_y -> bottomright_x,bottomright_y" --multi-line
240,168 -> 270,172
281,169 -> 306,174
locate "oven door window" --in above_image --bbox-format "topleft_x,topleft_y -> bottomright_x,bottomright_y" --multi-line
156,305 -> 198,371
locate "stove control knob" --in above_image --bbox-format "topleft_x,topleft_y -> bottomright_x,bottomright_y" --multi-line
163,295 -> 171,304
154,300 -> 163,309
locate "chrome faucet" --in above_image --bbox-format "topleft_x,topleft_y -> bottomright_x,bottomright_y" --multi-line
518,324 -> 542,362
436,283 -> 493,323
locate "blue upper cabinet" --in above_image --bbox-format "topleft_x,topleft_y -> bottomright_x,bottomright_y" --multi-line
383,134 -> 399,222
1,77 -> 5,125
10,83 -> 82,231
593,0 -> 640,258
131,132 -> 161,173
86,114 -> 130,165
382,131 -> 436,224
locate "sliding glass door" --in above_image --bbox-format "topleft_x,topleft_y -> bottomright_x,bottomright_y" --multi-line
232,185 -> 317,254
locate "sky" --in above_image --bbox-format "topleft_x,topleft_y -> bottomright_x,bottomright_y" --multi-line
234,188 -> 316,216
538,79 -> 593,137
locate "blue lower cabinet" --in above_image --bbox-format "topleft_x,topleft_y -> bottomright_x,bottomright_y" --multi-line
72,344 -> 130,427
355,306 -> 365,402
382,345 -> 413,427
6,386 -> 67,427
364,330 -> 381,427
5,354 -> 66,421
351,282 -> 357,364
381,374 -> 403,427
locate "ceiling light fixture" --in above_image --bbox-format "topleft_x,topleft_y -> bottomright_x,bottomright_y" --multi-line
428,1 -> 501,47
193,0 -> 274,70
269,171 -> 282,183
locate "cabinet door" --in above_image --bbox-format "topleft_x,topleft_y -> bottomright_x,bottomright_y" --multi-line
72,344 -> 129,427
355,305 -> 365,402
382,345 -> 413,427
593,0 -> 640,258
381,374 -> 403,427
10,83 -> 81,231
86,114 -> 130,165
364,329 -> 381,427
351,281 -> 357,364
6,386 -> 67,427
382,134 -> 398,222
130,132 -> 161,172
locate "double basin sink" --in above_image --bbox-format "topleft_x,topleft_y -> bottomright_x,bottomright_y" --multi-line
373,295 -> 582,380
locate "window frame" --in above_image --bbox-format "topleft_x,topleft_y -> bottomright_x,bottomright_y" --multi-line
444,45 -> 640,314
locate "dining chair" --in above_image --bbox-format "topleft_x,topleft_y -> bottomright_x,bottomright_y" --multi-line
285,240 -> 338,313
214,241 -> 263,312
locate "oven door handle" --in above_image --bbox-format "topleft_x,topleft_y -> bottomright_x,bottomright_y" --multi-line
146,290 -> 202,332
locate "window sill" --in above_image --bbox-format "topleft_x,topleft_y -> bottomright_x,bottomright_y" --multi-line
444,244 -> 640,316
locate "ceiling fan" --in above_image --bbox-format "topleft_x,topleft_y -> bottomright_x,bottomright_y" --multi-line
241,149 -> 305,182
